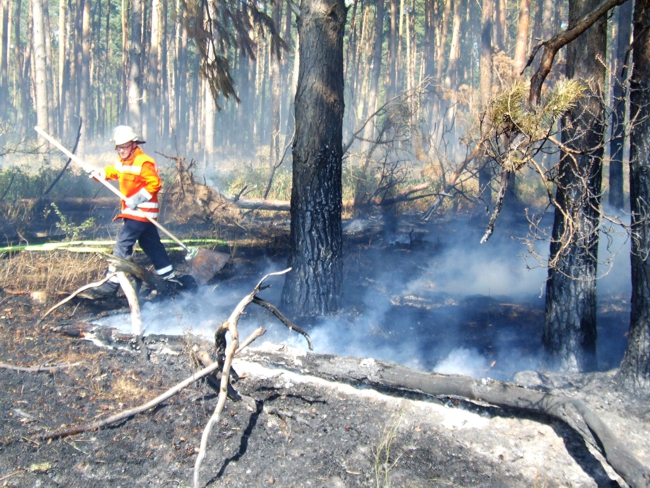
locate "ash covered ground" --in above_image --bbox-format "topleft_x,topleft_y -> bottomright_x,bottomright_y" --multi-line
0,213 -> 648,487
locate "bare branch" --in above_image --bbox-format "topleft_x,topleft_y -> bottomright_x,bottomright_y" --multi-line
526,0 -> 628,105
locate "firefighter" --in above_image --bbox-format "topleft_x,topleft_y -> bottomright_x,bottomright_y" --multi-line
84,125 -> 190,298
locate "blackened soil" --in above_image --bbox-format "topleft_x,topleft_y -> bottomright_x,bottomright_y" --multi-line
0,215 -> 647,487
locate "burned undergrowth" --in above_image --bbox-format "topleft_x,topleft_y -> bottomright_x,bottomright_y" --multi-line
0,213 -> 648,487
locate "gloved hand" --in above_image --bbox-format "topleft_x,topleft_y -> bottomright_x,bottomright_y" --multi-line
124,189 -> 151,210
88,168 -> 106,180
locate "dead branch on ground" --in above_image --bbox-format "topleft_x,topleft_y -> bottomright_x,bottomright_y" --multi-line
0,361 -> 83,372
37,326 -> 268,442
194,268 -> 296,487
37,357 -> 227,441
35,268 -> 312,488
37,273 -> 118,326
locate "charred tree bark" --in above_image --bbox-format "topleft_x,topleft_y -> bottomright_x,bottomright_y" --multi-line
618,0 -> 650,394
281,0 -> 347,318
542,0 -> 606,373
78,0 -> 90,154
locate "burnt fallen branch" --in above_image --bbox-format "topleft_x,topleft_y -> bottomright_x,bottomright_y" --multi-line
37,273 -> 118,326
194,268 -> 298,487
248,351 -> 650,488
0,361 -> 83,372
252,296 -> 313,350
36,356 -> 226,441
34,268 -> 311,488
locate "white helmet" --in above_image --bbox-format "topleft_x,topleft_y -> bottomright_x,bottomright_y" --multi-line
111,125 -> 143,146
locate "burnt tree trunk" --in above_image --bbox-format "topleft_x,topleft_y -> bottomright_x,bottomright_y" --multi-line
618,0 -> 650,394
542,0 -> 606,373
281,0 -> 347,318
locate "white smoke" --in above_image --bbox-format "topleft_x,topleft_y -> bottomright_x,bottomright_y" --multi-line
96,216 -> 632,380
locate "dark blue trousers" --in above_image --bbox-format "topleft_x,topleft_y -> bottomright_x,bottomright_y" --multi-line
112,218 -> 173,276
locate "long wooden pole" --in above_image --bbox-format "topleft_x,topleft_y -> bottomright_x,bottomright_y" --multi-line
34,126 -> 192,254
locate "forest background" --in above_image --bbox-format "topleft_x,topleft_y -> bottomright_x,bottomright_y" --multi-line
0,0 -> 631,211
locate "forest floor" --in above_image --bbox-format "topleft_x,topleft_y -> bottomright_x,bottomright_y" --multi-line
0,211 -> 649,487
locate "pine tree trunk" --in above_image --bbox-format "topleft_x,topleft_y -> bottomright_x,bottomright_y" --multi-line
423,0 -> 435,80
435,0 -> 451,81
146,0 -> 162,147
78,0 -> 90,154
444,0 -> 462,145
388,0 -> 398,99
281,0 -> 347,318
121,0 -> 128,118
269,0 -> 282,186
42,0 -> 55,134
174,0 -> 187,154
128,0 -> 142,127
542,0 -> 606,373
362,0 -> 384,148
608,0 -> 632,211
57,0 -> 66,135
513,0 -> 531,76
160,0 -> 168,141
618,0 -> 650,394
478,0 -> 493,207
14,0 -> 29,136
0,0 -> 9,120
31,0 -> 50,143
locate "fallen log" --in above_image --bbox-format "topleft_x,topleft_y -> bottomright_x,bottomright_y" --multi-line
245,351 -> 650,488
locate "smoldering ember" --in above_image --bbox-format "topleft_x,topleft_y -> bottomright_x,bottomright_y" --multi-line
2,0 -> 650,485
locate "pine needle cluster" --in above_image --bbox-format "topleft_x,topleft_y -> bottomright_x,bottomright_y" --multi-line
488,79 -> 586,142
485,79 -> 586,172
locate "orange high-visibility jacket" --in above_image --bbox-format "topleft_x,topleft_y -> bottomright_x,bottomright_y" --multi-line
104,146 -> 162,222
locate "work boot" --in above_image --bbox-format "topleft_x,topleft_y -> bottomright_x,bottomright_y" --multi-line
80,280 -> 120,300
162,274 -> 198,295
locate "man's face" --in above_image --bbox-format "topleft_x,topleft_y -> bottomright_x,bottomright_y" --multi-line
115,141 -> 135,159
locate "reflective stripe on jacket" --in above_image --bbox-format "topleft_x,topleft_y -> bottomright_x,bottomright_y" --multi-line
104,146 -> 162,222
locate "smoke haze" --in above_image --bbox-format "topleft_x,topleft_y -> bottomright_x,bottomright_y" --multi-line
98,216 -> 632,380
